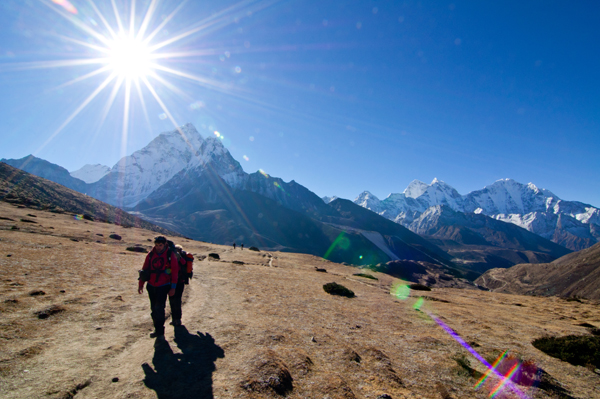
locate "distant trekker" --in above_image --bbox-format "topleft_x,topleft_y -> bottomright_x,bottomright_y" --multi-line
138,236 -> 179,338
241,243 -> 244,250
233,242 -> 236,249
168,243 -> 194,326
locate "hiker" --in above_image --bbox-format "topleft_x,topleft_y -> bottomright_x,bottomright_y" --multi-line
241,243 -> 244,250
233,242 -> 236,249
138,236 -> 179,338
168,244 -> 193,326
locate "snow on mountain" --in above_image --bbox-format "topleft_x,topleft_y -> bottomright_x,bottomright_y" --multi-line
354,191 -> 382,213
354,178 -> 600,251
403,180 -> 429,198
322,196 -> 338,204
70,164 -> 110,183
89,123 -> 206,208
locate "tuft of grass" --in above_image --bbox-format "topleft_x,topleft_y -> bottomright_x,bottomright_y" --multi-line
323,282 -> 355,298
248,246 -> 260,252
532,335 -> 600,368
208,253 -> 220,260
353,273 -> 378,280
108,234 -> 122,240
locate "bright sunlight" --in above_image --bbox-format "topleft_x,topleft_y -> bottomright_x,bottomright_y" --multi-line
106,35 -> 153,80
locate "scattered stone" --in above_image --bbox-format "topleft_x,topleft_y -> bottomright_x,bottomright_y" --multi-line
109,234 -> 122,240
6,254 -> 11,257
96,327 -> 102,330
310,336 -> 316,343
248,246 -> 260,252
208,253 -> 220,260
323,282 -> 355,298
11,226 -> 19,230
83,214 -> 94,221
0,216 -> 14,221
114,295 -> 123,301
29,290 -> 46,296
377,395 -> 392,399
315,267 -> 327,273
20,218 -> 37,223
96,233 -> 104,237
59,290 -> 66,293
126,246 -> 148,253
26,214 -> 37,217
35,304 -> 65,319
4,299 -> 18,304
232,260 -> 244,265
112,377 -> 119,382
70,238 -> 79,242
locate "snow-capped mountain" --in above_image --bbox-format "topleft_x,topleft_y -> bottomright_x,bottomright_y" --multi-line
88,123 -> 207,207
70,164 -> 110,183
354,178 -> 600,251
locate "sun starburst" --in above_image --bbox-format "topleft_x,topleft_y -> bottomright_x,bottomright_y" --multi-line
16,0 -> 277,156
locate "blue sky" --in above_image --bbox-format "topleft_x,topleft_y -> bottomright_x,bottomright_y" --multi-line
0,0 -> 598,206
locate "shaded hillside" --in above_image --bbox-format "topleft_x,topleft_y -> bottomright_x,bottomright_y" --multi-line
1,155 -> 87,193
133,167 -> 392,265
133,166 -> 458,268
475,241 -> 600,299
0,162 -> 177,236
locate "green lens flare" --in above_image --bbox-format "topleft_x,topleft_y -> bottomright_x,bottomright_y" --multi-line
391,283 -> 410,300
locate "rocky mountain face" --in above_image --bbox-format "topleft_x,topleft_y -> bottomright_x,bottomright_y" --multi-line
475,241 -> 600,300
70,164 -> 110,183
3,122 -> 592,276
354,178 -> 600,251
410,205 -> 571,274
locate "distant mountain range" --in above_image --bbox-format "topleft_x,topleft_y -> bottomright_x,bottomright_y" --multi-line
70,164 -> 110,183
3,122 -> 592,278
352,178 -> 599,251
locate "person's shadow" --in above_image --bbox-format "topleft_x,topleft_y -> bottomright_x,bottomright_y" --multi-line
142,326 -> 225,398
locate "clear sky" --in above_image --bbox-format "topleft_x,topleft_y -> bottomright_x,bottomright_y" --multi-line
0,0 -> 598,207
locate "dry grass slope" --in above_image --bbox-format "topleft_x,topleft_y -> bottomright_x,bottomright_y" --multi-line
0,202 -> 599,398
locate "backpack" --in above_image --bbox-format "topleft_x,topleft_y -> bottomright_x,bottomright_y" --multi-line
167,240 -> 194,284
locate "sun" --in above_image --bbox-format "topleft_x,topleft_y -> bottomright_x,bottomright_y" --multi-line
106,34 -> 153,80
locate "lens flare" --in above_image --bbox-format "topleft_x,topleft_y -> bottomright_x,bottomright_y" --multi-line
259,169 -> 269,178
52,0 -> 77,14
74,215 -> 83,221
323,231 -> 351,259
391,282 -> 410,300
243,155 -> 249,161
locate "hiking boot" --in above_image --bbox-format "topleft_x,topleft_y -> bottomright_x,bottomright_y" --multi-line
150,330 -> 164,338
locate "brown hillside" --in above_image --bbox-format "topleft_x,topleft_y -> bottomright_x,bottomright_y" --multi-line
0,161 -> 177,236
475,242 -> 600,300
1,202 -> 599,398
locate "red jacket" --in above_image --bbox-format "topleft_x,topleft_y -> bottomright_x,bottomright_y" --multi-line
140,248 -> 179,288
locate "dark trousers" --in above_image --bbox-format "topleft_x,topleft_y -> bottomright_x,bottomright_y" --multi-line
147,284 -> 171,334
168,282 -> 185,322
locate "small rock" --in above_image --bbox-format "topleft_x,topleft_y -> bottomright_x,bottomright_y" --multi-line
208,253 -> 220,260
310,336 -> 316,343
29,290 -> 46,296
377,395 -> 392,399
109,234 -> 122,240
112,377 -> 119,382
70,238 -> 79,242
7,254 -> 12,257
59,290 -> 66,293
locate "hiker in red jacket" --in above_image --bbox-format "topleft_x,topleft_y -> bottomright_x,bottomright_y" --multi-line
138,236 -> 179,338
